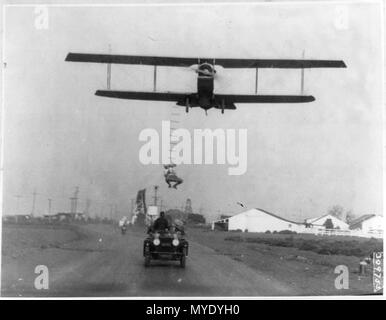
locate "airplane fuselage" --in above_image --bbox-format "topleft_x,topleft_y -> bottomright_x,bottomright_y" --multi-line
196,63 -> 215,110
197,77 -> 214,109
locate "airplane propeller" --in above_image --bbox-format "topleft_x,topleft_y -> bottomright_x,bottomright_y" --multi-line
186,64 -> 218,78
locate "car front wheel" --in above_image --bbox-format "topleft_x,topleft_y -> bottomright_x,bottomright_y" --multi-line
180,249 -> 186,268
144,255 -> 151,267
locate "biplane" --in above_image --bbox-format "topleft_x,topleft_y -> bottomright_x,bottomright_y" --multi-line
65,53 -> 346,114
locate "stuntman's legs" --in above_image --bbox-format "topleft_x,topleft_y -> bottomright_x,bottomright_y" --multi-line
172,178 -> 183,189
165,173 -> 183,189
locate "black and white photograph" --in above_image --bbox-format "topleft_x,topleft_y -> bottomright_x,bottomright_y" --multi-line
0,1 -> 384,298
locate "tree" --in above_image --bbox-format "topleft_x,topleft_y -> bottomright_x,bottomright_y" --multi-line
328,205 -> 344,220
345,210 -> 356,224
328,205 -> 355,223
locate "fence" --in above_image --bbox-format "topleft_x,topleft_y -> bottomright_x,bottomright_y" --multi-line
302,227 -> 383,239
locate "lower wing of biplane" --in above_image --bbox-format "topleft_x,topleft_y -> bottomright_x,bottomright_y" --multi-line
95,90 -> 315,110
65,53 -> 346,113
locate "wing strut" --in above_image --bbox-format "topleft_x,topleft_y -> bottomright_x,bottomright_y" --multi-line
107,44 -> 112,90
300,50 -> 305,94
255,68 -> 258,94
154,65 -> 157,92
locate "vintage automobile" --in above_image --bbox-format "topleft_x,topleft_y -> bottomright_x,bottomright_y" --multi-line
143,228 -> 189,268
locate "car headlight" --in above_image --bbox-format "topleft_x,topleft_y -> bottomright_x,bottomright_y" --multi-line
153,238 -> 160,246
172,239 -> 179,246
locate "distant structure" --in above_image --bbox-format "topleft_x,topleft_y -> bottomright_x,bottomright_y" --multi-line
152,185 -> 159,206
131,189 -> 147,225
31,189 -> 38,217
213,208 -> 304,233
84,198 -> 91,218
305,214 -> 349,230
349,214 -> 383,234
70,186 -> 79,214
184,198 -> 193,215
210,208 -> 382,239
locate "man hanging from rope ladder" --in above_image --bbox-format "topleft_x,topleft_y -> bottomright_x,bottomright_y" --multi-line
164,164 -> 183,189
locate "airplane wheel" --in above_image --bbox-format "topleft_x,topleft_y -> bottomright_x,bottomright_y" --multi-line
186,106 -> 189,113
221,109 -> 224,114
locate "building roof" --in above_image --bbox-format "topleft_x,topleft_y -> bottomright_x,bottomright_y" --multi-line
306,213 -> 348,225
255,208 -> 302,225
212,208 -> 305,225
212,208 -> 301,225
349,214 -> 377,230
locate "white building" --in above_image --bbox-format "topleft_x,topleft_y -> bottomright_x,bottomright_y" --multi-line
305,214 -> 349,230
213,208 -> 305,233
350,214 -> 383,233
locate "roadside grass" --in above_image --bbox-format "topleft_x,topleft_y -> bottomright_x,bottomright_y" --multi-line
224,233 -> 382,258
188,227 -> 379,295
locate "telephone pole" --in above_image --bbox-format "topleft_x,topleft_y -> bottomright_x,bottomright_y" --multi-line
31,189 -> 38,217
109,204 -> 113,220
70,186 -> 79,214
84,198 -> 91,218
47,198 -> 52,215
14,194 -> 22,214
130,198 -> 135,216
152,185 -> 159,206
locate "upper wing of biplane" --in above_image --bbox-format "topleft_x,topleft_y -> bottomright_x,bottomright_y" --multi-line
66,53 -> 346,69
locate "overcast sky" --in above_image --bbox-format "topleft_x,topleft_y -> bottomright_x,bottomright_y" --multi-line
2,2 -> 384,222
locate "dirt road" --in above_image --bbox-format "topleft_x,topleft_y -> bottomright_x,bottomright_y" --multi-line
1,224 -> 295,297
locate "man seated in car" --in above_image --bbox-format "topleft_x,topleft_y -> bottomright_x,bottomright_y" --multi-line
173,218 -> 185,235
152,211 -> 169,233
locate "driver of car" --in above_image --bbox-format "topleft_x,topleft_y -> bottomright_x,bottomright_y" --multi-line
152,211 -> 169,233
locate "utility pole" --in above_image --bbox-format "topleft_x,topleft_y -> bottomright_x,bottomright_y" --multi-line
131,198 -> 135,214
109,204 -> 113,220
99,205 -> 104,219
47,198 -> 52,215
153,185 -> 159,206
14,194 -> 22,214
70,186 -> 79,214
31,189 -> 38,217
